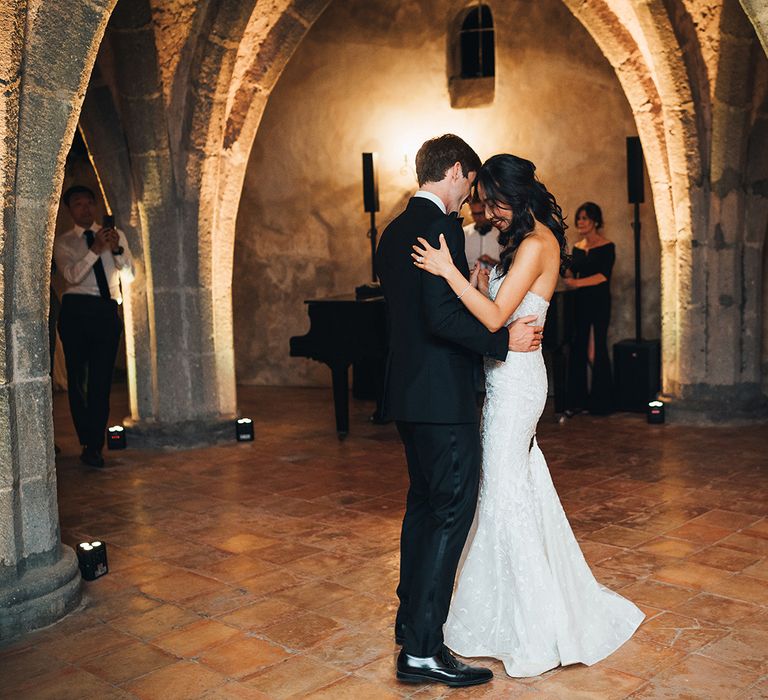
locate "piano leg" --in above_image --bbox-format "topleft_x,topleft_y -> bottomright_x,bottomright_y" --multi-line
331,364 -> 350,440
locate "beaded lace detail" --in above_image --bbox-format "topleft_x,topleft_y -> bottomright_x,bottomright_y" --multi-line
443,272 -> 644,677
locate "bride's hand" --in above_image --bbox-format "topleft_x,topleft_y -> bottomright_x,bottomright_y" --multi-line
469,262 -> 481,288
477,267 -> 490,296
412,233 -> 455,278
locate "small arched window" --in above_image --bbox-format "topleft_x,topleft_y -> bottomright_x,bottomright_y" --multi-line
459,5 -> 495,78
449,4 -> 495,108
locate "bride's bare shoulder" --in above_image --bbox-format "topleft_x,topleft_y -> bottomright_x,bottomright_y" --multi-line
524,224 -> 560,253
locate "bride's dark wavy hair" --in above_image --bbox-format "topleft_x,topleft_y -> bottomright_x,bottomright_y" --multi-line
474,154 -> 570,275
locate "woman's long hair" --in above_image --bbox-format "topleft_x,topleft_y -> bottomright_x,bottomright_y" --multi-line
474,154 -> 570,275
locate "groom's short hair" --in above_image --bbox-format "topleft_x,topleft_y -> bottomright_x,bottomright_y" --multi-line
415,134 -> 481,186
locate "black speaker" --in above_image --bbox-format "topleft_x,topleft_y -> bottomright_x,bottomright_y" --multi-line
613,339 -> 660,411
627,136 -> 644,204
362,152 -> 379,213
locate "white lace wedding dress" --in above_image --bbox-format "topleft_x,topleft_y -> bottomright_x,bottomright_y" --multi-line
443,273 -> 644,677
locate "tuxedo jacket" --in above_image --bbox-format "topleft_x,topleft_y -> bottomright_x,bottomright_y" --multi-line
375,196 -> 509,423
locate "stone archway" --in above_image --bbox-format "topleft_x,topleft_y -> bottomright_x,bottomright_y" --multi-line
177,0 -> 333,419
562,0 -> 768,420
70,0 -> 333,444
563,0 -> 704,411
223,0 -> 768,421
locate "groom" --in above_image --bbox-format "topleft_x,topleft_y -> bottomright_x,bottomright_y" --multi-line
375,134 -> 543,687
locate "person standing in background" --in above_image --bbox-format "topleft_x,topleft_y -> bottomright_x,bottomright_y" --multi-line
54,186 -> 134,467
463,195 -> 503,270
564,201 -> 615,415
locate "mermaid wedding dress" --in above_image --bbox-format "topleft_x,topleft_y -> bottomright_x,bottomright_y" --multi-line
443,273 -> 644,677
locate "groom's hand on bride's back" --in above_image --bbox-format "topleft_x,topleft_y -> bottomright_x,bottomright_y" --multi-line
507,315 -> 544,352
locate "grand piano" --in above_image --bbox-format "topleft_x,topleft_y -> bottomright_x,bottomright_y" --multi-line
290,287 -> 576,438
290,293 -> 388,439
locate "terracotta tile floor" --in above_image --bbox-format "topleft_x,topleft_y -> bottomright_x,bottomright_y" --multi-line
1,386 -> 767,699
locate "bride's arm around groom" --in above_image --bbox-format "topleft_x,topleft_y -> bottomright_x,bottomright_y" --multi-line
417,217 -> 542,354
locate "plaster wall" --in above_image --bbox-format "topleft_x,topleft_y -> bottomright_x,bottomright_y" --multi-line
234,0 -> 661,386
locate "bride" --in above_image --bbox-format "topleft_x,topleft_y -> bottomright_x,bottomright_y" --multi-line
412,154 -> 644,677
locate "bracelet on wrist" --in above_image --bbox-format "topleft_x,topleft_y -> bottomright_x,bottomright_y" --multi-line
457,282 -> 471,300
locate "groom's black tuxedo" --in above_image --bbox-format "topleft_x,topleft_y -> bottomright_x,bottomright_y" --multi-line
376,197 -> 509,421
375,195 -> 509,657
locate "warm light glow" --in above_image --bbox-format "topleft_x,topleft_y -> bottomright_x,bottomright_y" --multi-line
366,108 -> 493,186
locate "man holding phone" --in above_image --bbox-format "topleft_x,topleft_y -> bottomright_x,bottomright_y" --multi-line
54,185 -> 134,467
463,195 -> 502,271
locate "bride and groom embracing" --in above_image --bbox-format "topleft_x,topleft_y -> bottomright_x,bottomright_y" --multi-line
374,134 -> 644,688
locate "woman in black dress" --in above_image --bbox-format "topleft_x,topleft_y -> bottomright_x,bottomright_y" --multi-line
564,202 -> 615,415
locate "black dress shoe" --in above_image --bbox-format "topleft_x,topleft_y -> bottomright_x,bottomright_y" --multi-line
396,645 -> 493,687
80,447 -> 104,468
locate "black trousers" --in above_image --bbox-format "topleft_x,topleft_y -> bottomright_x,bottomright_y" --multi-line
58,294 -> 122,451
395,420 -> 481,657
567,287 -> 613,414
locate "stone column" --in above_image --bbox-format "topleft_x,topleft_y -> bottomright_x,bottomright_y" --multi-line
102,0 -> 237,447
664,2 -> 768,423
0,0 -> 115,640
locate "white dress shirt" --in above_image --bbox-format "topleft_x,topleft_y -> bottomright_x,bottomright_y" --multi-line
463,223 -> 503,269
414,190 -> 447,214
54,223 -> 135,301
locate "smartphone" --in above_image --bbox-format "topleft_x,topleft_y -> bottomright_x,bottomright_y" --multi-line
102,214 -> 123,254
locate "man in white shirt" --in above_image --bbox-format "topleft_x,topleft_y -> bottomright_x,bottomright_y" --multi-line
463,196 -> 503,270
53,186 -> 134,467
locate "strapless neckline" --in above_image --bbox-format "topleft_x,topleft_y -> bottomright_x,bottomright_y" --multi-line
489,273 -> 550,326
522,289 -> 550,306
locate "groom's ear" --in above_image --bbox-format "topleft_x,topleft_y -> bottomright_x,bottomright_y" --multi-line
450,161 -> 463,181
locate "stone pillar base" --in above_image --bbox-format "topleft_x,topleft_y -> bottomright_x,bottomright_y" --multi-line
0,545 -> 82,643
663,382 -> 768,425
123,415 -> 238,449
